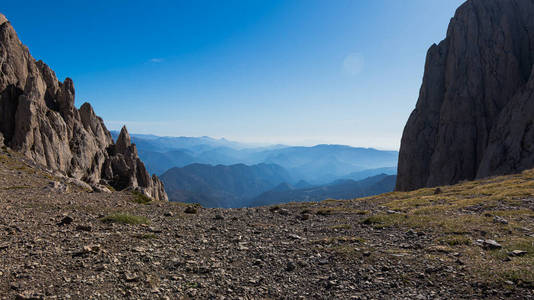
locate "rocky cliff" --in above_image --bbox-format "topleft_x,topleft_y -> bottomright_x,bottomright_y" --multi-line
396,0 -> 534,191
0,13 -> 167,200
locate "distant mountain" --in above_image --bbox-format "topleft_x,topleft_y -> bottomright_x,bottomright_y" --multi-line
344,167 -> 397,181
160,163 -> 292,208
136,149 -> 197,175
250,174 -> 396,207
110,131 -> 256,153
254,145 -> 398,183
115,132 -> 398,184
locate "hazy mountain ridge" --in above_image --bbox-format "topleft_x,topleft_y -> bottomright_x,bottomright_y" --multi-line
160,163 -> 293,208
250,174 -> 396,207
160,161 -> 395,208
112,131 -> 398,185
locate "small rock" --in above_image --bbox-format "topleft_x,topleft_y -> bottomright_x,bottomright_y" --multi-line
288,234 -> 302,240
133,246 -> 146,252
509,250 -> 527,257
57,216 -> 73,226
184,206 -> 198,214
269,206 -> 280,212
164,211 -> 174,217
278,209 -> 290,216
299,214 -> 310,221
285,261 -> 296,272
124,273 -> 139,282
237,243 -> 249,251
493,216 -> 508,225
83,244 -> 101,253
434,187 -> 442,195
149,226 -> 162,233
326,280 -> 337,289
75,225 -> 92,232
214,214 -> 224,220
482,239 -> 502,249
46,181 -> 69,193
15,291 -> 44,300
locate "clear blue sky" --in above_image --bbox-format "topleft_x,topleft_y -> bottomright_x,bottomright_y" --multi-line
1,0 -> 464,149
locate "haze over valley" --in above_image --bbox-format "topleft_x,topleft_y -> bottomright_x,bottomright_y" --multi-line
110,131 -> 398,207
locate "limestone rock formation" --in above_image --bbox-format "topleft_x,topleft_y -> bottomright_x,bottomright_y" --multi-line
397,0 -> 534,191
0,13 -> 167,200
103,126 -> 168,201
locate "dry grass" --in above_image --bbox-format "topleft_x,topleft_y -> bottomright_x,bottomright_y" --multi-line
356,169 -> 534,288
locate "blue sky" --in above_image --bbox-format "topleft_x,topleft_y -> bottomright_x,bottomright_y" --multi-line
1,0 -> 464,149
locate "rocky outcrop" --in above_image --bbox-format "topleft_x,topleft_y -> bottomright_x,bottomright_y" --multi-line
0,13 -> 167,200
103,126 -> 168,200
397,0 -> 534,191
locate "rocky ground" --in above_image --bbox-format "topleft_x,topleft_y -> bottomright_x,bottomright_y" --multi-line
0,147 -> 533,299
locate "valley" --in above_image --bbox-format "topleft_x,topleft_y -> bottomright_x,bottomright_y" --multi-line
114,131 -> 398,208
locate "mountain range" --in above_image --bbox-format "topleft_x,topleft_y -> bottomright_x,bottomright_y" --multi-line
109,131 -> 398,207
111,131 -> 398,185
160,163 -> 291,208
160,162 -> 395,208
249,174 -> 396,207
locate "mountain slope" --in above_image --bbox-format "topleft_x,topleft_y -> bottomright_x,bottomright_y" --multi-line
160,163 -> 292,208
123,132 -> 398,183
344,167 -> 397,181
250,174 -> 396,207
397,0 -> 534,191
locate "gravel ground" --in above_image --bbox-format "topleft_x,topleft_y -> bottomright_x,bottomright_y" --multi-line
0,148 -> 532,299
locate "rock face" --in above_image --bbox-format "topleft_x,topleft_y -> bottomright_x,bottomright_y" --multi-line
0,13 -> 167,200
396,0 -> 534,191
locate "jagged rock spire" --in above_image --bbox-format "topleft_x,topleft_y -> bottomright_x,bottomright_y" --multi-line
116,126 -> 132,155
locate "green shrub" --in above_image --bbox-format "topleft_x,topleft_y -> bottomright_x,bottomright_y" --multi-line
100,213 -> 150,225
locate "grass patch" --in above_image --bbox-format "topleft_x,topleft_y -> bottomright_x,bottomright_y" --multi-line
361,213 -> 407,228
132,191 -> 152,205
311,236 -> 365,245
316,208 -> 333,216
100,213 -> 150,225
330,224 -> 351,230
437,235 -> 471,246
134,233 -> 157,240
499,269 -> 534,288
316,207 -> 370,216
355,168 -> 534,289
331,245 -> 362,256
3,185 -> 31,190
